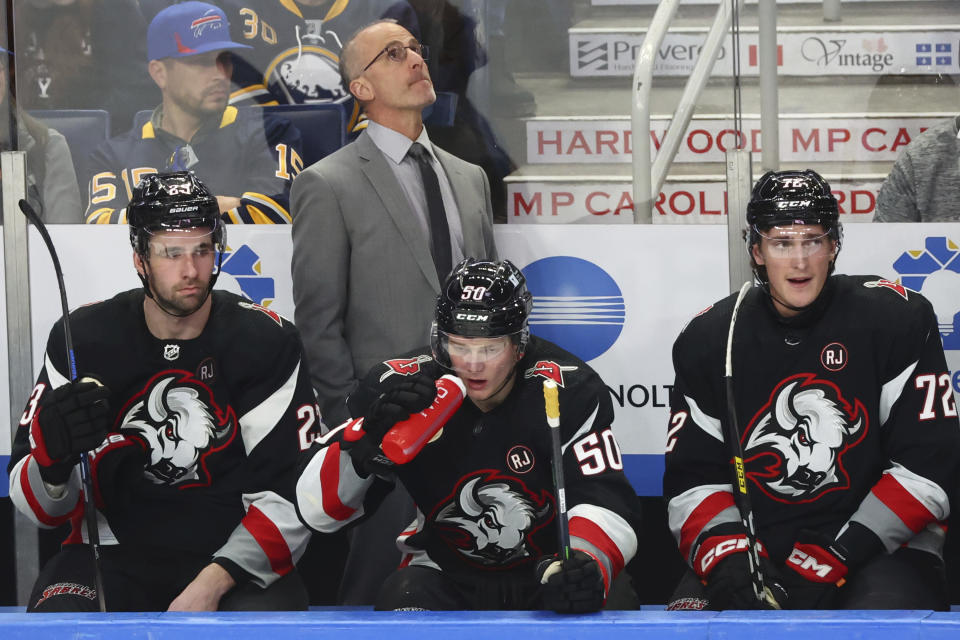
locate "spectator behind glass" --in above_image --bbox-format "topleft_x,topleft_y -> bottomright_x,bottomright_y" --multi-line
140,0 -> 420,135
83,1 -> 304,224
874,113 -> 960,222
0,48 -> 83,223
14,0 -> 159,135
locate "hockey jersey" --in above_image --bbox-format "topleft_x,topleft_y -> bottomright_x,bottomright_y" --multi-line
296,336 -> 640,592
221,0 -> 419,133
8,290 -> 318,588
84,106 -> 303,224
664,275 -> 960,571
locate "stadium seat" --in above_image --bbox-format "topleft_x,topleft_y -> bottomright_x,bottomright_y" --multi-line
29,109 -> 111,186
262,103 -> 348,168
423,91 -> 458,127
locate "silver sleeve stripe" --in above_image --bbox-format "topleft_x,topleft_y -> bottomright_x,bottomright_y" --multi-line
850,491 -> 922,553
667,483 -> 739,559
571,536 -> 613,591
904,522 -> 948,558
9,455 -> 80,526
884,462 -> 950,520
879,361 -> 918,427
561,401 -> 600,455
567,503 -> 638,565
295,444 -> 373,533
238,360 -> 302,455
685,395 -> 723,442
44,352 -> 69,388
215,491 -> 311,588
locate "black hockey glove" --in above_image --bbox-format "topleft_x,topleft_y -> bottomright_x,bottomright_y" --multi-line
779,530 -> 851,610
695,533 -> 785,610
535,550 -> 606,613
340,417 -> 397,478
29,380 -> 111,485
362,376 -> 439,443
89,433 -> 148,512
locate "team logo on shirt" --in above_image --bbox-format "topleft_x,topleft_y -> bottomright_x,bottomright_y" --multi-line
523,361 -> 578,387
379,355 -> 432,382
433,471 -> 553,566
863,279 -> 910,300
117,371 -> 237,487
743,373 -> 868,503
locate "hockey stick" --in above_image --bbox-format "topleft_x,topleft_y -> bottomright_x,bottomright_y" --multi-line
724,281 -> 778,609
543,379 -> 570,560
18,199 -> 107,612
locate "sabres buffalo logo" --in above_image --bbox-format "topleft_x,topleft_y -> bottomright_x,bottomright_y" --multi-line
433,471 -> 553,567
743,373 -> 867,503
117,371 -> 237,487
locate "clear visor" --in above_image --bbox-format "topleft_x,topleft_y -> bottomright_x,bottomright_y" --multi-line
438,331 -> 516,371
756,225 -> 833,259
147,228 -> 217,260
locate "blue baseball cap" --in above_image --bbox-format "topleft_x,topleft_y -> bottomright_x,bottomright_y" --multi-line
147,1 -> 251,61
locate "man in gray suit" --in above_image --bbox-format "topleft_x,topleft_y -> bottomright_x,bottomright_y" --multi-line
289,19 -> 497,603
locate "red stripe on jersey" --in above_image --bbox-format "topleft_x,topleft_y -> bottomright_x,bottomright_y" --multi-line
570,516 -> 625,577
18,456 -> 70,527
320,444 -> 356,521
30,412 -> 56,467
871,474 -> 936,534
241,505 -> 293,576
64,502 -> 85,545
678,491 -> 736,559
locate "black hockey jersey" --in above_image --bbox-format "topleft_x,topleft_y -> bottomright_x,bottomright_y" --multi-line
663,275 -> 960,571
295,336 -> 640,592
8,290 -> 319,588
84,106 -> 303,224
221,0 -> 418,133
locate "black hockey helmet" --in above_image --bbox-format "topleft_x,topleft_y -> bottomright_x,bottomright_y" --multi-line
431,258 -> 533,368
128,171 -> 225,256
745,169 -> 842,282
128,171 -> 225,313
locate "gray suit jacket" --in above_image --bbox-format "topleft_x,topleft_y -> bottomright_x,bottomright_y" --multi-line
291,129 -> 497,426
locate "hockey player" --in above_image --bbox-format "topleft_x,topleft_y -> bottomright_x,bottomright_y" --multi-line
295,259 -> 640,611
84,2 -> 303,225
9,171 -> 317,611
663,169 -> 960,610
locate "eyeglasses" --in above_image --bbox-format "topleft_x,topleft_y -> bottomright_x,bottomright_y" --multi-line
362,42 -> 429,72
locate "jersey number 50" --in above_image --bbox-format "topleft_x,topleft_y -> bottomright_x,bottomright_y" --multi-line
573,428 -> 623,475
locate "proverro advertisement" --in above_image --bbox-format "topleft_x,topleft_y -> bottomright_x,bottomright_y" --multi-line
571,28 -> 959,77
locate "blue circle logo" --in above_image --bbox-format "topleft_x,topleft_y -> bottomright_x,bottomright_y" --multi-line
891,236 -> 960,351
521,256 -> 625,361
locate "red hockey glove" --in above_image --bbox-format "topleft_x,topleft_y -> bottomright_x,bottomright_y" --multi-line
535,550 -> 606,613
29,380 -> 111,484
362,376 -> 439,444
780,529 -> 850,609
694,533 -> 785,610
89,433 -> 148,512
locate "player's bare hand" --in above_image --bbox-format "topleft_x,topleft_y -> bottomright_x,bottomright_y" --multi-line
167,563 -> 235,611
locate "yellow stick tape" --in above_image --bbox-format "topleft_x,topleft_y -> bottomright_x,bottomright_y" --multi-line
543,379 -> 560,427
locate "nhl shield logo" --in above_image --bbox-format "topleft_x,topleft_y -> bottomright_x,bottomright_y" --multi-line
163,344 -> 180,361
